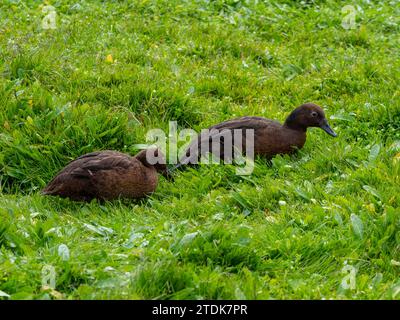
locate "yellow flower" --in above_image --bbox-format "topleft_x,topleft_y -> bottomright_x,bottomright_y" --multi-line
105,54 -> 114,63
365,203 -> 375,213
27,116 -> 33,125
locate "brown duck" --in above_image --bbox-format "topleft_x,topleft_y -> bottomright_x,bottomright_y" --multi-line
42,148 -> 168,201
174,103 -> 337,169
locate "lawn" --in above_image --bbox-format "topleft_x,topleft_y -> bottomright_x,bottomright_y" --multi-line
0,0 -> 399,299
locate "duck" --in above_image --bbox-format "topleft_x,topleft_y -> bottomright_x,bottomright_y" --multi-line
173,103 -> 337,169
42,148 -> 168,201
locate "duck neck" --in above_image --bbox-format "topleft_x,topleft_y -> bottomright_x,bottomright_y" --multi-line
283,119 -> 307,132
283,109 -> 307,132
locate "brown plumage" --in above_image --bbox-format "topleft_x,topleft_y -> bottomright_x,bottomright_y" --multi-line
42,148 -> 168,201
174,103 -> 337,169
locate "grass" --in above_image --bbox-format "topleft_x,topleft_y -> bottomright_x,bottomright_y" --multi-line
0,0 -> 399,299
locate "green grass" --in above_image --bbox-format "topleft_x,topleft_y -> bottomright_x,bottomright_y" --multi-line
0,0 -> 399,299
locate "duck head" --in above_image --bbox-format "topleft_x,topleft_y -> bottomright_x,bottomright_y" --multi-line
136,148 -> 171,178
284,103 -> 337,137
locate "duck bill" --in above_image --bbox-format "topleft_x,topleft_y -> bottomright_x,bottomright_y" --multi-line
162,168 -> 175,181
320,121 -> 337,137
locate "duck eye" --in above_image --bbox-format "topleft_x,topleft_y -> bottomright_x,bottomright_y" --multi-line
311,111 -> 318,117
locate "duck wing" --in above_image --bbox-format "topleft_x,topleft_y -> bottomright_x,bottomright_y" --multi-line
209,116 -> 279,131
69,152 -> 133,178
42,151 -> 133,198
174,117 -> 279,168
75,150 -> 121,160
